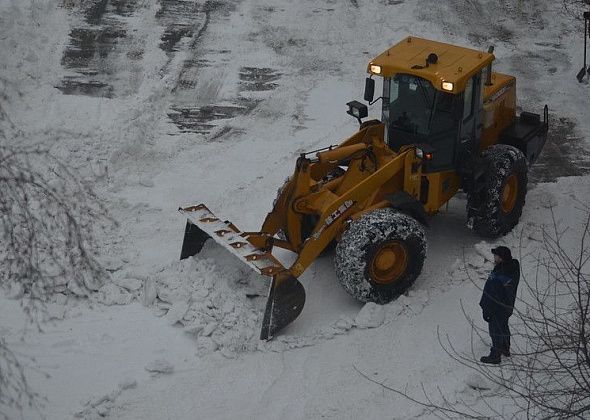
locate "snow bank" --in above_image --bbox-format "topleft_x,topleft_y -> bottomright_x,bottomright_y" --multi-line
355,302 -> 385,329
148,244 -> 267,357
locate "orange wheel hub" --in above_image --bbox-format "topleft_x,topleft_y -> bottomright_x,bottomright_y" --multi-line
502,174 -> 518,214
369,241 -> 408,285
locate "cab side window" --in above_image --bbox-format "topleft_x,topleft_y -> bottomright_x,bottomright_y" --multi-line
463,77 -> 474,121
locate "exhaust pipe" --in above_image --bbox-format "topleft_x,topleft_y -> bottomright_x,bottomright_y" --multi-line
577,11 -> 589,83
485,46 -> 494,86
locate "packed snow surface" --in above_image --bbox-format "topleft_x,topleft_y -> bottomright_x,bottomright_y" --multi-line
1,0 -> 590,418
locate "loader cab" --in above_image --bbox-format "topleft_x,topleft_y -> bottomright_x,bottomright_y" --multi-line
380,72 -> 483,172
366,36 -> 494,173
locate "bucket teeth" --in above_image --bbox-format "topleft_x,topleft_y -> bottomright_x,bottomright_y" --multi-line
229,241 -> 249,249
178,204 -> 285,277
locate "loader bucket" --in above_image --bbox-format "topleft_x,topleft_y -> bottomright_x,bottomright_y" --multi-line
180,220 -> 211,259
178,204 -> 306,339
260,272 -> 306,340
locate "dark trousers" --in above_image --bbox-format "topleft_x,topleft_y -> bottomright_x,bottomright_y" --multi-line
488,316 -> 510,354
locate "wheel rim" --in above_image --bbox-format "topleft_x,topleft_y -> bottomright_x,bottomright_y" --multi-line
501,174 -> 518,214
369,241 -> 409,285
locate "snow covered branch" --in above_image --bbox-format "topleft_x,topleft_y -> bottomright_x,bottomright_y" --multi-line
0,339 -> 38,420
0,142 -> 111,311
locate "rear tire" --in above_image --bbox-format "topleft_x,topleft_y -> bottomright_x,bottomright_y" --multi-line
467,144 -> 528,237
335,208 -> 426,303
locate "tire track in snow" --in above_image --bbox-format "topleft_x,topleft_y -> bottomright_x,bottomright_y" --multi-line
57,0 -> 144,98
156,0 -> 203,53
164,0 -> 283,136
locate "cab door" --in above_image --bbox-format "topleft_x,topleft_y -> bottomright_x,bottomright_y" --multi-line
456,72 -> 483,165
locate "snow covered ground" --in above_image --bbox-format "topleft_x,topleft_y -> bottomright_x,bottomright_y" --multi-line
1,0 -> 590,418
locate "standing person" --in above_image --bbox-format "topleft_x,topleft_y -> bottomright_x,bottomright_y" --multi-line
479,246 -> 520,364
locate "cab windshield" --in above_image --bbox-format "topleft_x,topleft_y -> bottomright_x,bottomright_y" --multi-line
387,74 -> 457,135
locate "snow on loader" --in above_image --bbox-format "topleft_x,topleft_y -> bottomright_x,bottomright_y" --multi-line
179,36 -> 548,340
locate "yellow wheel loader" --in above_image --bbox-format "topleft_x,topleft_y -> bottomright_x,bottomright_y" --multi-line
179,36 -> 548,340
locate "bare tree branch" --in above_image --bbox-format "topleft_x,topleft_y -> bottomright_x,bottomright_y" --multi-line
0,52 -> 111,419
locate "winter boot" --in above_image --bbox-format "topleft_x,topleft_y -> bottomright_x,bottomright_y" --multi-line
480,349 -> 501,364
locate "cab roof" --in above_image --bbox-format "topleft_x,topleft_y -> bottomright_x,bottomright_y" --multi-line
368,36 -> 495,94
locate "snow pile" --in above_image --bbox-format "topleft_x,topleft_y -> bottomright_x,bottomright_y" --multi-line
147,246 -> 267,357
143,240 -> 438,356
386,289 -> 431,318
89,269 -> 146,306
354,302 -> 385,329
74,378 -> 137,420
96,283 -> 134,306
445,240 -> 500,285
144,359 -> 174,376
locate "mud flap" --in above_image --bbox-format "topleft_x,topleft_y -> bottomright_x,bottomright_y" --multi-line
260,273 -> 306,340
180,220 -> 211,260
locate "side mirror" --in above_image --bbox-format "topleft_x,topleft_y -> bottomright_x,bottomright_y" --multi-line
364,78 -> 375,103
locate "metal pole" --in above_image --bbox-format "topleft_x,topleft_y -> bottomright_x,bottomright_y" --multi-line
485,45 -> 494,86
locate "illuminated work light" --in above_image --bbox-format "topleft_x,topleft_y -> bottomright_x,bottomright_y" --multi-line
441,81 -> 454,91
370,64 -> 382,74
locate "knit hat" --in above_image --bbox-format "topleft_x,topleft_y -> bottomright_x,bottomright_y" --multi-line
491,246 -> 512,261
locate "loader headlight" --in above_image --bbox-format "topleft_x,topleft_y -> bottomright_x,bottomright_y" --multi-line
370,64 -> 382,75
415,148 -> 424,159
441,81 -> 454,91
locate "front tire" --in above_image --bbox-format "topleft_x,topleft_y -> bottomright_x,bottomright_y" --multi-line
467,144 -> 528,237
335,209 -> 426,303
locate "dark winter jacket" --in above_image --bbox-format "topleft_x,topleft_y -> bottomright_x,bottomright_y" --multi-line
479,258 -> 520,320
